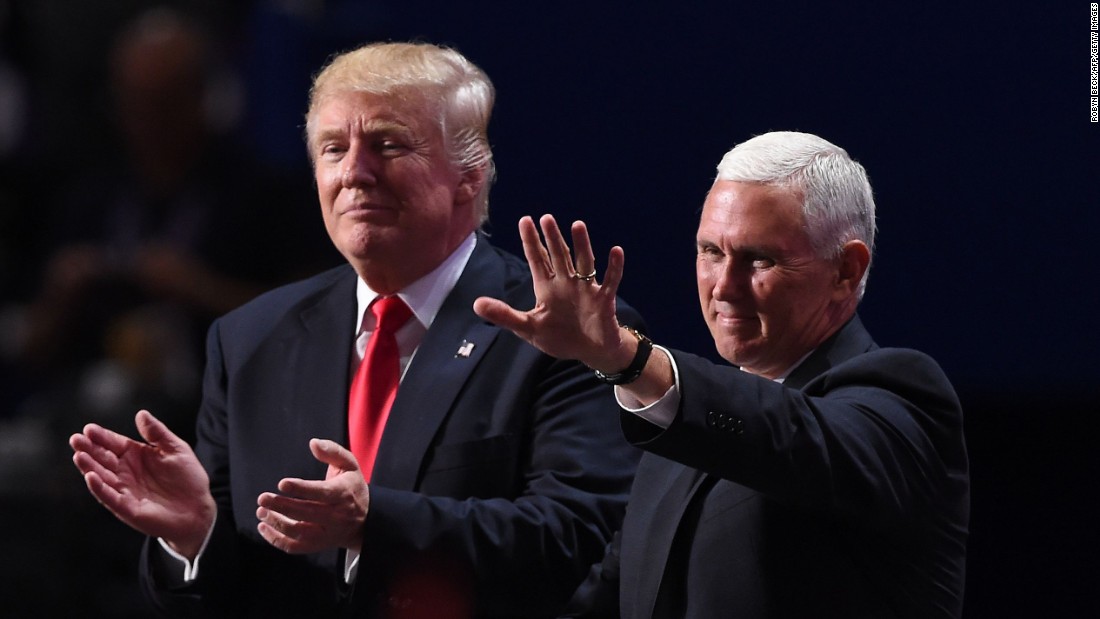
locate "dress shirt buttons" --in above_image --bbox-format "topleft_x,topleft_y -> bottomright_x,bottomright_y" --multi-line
707,410 -> 745,434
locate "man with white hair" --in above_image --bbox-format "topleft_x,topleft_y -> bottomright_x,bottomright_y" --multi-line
475,131 -> 970,618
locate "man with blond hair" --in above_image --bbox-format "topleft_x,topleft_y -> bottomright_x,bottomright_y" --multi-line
71,41 -> 641,618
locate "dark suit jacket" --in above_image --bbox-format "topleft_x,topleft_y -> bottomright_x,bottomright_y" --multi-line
139,236 -> 642,618
564,316 -> 969,619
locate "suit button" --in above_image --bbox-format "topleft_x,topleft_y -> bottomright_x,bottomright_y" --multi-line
707,411 -> 744,434
730,417 -> 745,434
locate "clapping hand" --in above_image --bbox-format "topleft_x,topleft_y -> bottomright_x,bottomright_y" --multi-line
69,410 -> 216,559
255,439 -> 371,555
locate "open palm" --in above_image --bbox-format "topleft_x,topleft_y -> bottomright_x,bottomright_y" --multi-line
70,410 -> 216,558
474,215 -> 628,370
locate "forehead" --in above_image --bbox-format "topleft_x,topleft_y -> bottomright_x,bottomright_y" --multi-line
698,181 -> 810,248
309,90 -> 437,139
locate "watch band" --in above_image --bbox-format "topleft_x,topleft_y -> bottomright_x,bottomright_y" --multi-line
594,326 -> 653,385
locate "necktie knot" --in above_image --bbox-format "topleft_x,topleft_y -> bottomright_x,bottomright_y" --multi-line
370,296 -> 413,335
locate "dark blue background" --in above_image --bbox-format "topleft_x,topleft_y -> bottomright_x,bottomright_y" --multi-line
2,1 -> 1096,615
237,0 -> 1099,394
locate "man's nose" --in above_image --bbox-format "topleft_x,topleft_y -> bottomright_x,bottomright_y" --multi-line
711,261 -> 750,302
341,145 -> 377,188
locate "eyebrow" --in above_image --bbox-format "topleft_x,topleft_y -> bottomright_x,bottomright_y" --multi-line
696,238 -> 784,257
359,118 -> 413,135
311,119 -> 414,147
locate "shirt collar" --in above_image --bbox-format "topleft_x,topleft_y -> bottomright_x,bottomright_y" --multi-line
355,232 -> 478,333
739,348 -> 816,384
772,348 -> 816,384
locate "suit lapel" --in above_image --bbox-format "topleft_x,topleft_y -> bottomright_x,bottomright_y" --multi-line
785,314 -> 876,390
370,238 -> 508,490
631,458 -> 712,617
288,269 -> 359,462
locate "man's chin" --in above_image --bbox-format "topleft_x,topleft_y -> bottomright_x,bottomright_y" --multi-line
716,342 -> 759,368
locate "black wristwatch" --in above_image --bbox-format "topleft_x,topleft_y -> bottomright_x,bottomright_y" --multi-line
594,326 -> 653,385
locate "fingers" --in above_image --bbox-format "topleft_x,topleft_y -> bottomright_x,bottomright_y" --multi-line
517,216 -> 554,281
71,411 -> 181,465
570,220 -> 597,277
256,490 -> 331,554
70,425 -> 133,486
72,422 -> 133,459
308,438 -> 359,472
134,410 -> 185,454
257,438 -> 367,519
257,491 -> 329,523
71,430 -> 151,525
270,438 -> 363,505
477,214 -> 626,365
274,475 -> 351,503
599,245 -> 626,299
70,423 -> 140,522
80,468 -> 150,530
518,214 -> 609,285
82,470 -> 130,517
538,214 -> 575,276
256,507 -> 325,555
72,448 -> 122,487
256,462 -> 370,555
472,297 -> 530,333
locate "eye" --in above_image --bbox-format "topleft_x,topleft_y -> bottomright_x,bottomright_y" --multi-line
375,137 -> 410,157
749,254 -> 776,269
697,243 -> 723,260
318,142 -> 347,160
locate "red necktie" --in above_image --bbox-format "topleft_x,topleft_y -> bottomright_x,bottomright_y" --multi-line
348,296 -> 413,481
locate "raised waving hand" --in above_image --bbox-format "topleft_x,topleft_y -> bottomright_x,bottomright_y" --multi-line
473,214 -> 634,372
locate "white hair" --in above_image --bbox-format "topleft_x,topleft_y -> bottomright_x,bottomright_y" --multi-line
715,131 -> 877,298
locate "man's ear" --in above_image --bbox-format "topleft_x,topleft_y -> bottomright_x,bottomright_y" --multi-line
832,240 -> 871,299
455,165 -> 486,205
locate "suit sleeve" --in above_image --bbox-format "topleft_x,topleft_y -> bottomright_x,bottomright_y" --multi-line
136,319 -> 246,618
623,348 -> 968,526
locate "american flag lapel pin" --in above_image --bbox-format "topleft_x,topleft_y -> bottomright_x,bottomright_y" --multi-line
455,340 -> 475,358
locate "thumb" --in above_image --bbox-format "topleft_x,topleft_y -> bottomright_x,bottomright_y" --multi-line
309,438 -> 360,472
473,297 -> 528,333
134,410 -> 186,452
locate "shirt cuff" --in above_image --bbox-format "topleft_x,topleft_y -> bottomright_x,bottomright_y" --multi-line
157,514 -> 217,583
345,548 -> 360,584
614,345 -> 680,428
